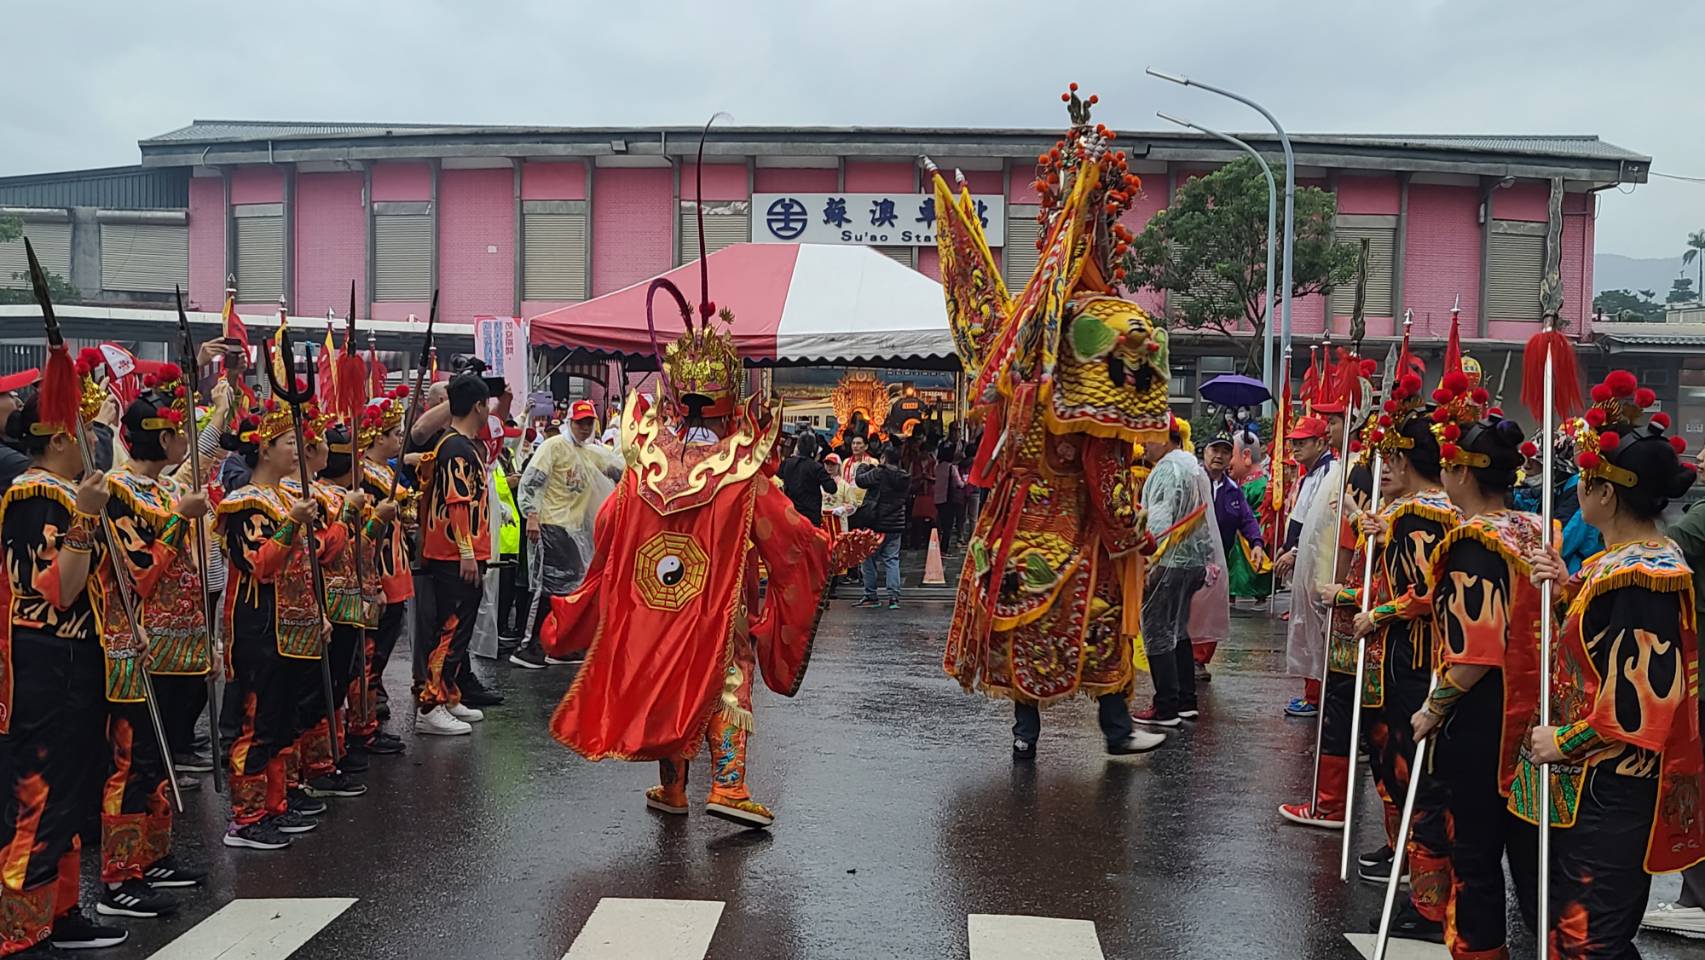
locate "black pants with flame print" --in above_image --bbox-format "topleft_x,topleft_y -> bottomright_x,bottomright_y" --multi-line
0,630 -> 104,953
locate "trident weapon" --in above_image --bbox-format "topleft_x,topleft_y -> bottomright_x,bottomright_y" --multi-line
1307,339 -> 1359,820
341,283 -> 376,743
172,286 -> 227,794
25,239 -> 183,811
1339,310 -> 1411,881
264,316 -> 344,763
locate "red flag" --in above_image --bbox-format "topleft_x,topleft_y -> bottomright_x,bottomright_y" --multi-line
1299,347 -> 1321,412
222,294 -> 248,350
1442,306 -> 1463,380
368,340 -> 387,396
317,326 -> 337,407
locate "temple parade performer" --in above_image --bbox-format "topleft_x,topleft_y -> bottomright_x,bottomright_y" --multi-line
543,136 -> 879,829
353,387 -> 411,755
95,367 -> 212,920
1517,370 -> 1705,959
1390,374 -> 1536,953
217,399 -> 335,851
0,350 -> 133,954
933,88 -> 1171,759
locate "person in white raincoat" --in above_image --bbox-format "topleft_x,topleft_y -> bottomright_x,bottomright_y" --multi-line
508,400 -> 624,668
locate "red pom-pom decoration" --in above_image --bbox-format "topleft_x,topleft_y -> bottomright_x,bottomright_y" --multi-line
1599,431 -> 1620,452
1471,388 -> 1490,404
1590,384 -> 1612,404
74,361 -> 90,376
1384,400 -> 1397,413
1440,442 -> 1460,461
1360,359 -> 1377,376
1636,388 -> 1657,408
1578,451 -> 1601,470
1401,373 -> 1423,393
1432,388 -> 1452,404
1584,408 -> 1607,428
1432,408 -> 1450,423
1652,412 -> 1673,430
1520,441 -> 1539,458
1443,371 -> 1469,393
1378,414 -> 1393,427
263,399 -> 277,412
142,375 -> 157,388
1606,370 -> 1637,398
159,363 -> 181,380
1672,435 -> 1689,454
395,385 -> 410,398
78,347 -> 104,367
1443,423 -> 1462,442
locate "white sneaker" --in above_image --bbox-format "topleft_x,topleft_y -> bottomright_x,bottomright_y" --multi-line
447,703 -> 484,723
1643,902 -> 1705,937
416,706 -> 472,737
1107,729 -> 1167,755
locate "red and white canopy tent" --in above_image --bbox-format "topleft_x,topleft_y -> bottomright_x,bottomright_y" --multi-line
527,243 -> 957,369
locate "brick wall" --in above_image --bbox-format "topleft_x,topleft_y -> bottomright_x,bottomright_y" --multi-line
591,166 -> 671,296
1403,183 -> 1482,339
679,163 -> 749,201
437,168 -> 516,323
187,177 -> 225,310
294,172 -> 365,318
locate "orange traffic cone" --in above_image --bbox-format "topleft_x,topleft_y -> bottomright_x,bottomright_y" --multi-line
924,528 -> 946,585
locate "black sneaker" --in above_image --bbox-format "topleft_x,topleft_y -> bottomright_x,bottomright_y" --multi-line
887,599 -> 900,610
460,686 -> 504,708
338,749 -> 371,774
305,772 -> 368,798
508,646 -> 548,669
172,752 -> 215,773
96,880 -> 177,918
376,700 -> 391,723
363,732 -> 405,755
1368,901 -> 1444,942
142,856 -> 204,889
271,810 -> 319,835
1358,858 -> 1408,886
1358,845 -> 1395,869
1012,738 -> 1036,762
287,788 -> 328,817
852,598 -> 879,608
50,907 -> 129,949
223,820 -> 291,850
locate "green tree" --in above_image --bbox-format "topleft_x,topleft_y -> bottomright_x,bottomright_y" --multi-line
1593,288 -> 1664,322
1684,229 -> 1705,302
1120,157 -> 1359,374
0,214 -> 77,305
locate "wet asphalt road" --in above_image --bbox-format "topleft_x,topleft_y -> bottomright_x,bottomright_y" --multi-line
97,589 -> 1700,959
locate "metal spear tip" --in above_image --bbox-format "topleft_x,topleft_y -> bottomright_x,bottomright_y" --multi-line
1145,67 -> 1190,86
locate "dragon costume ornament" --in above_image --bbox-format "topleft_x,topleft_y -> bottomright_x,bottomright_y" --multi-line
935,87 -> 1171,703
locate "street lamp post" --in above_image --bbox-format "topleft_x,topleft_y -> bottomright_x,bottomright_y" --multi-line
1147,68 -> 1297,380
1156,111 -> 1278,407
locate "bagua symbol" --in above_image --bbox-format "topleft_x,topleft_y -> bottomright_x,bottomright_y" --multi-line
765,197 -> 808,240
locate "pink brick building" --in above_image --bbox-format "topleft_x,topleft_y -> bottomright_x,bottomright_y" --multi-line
0,120 -> 1654,415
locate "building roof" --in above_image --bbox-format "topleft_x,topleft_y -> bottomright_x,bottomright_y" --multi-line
1589,321 -> 1705,350
136,120 -> 1650,185
0,164 -> 189,210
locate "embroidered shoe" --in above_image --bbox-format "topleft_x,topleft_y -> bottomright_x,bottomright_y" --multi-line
645,785 -> 689,816
705,792 -> 774,829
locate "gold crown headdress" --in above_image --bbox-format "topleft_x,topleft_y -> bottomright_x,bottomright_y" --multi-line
1570,370 -> 1686,488
236,397 -> 297,446
1030,83 -> 1145,287
138,362 -> 193,432
357,385 -> 410,450
648,113 -> 746,421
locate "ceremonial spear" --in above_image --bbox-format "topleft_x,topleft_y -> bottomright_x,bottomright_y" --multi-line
335,283 -> 377,746
1340,310 -> 1409,882
172,286 -> 226,794
386,292 -> 438,506
24,239 -> 183,811
264,311 -> 345,763
1306,336 -> 1358,822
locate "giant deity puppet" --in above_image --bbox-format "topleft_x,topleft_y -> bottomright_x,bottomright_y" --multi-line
932,88 -> 1174,751
542,123 -> 880,829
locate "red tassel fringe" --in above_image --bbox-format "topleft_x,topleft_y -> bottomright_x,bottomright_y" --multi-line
335,353 -> 368,422
1521,330 -> 1583,421
37,344 -> 80,433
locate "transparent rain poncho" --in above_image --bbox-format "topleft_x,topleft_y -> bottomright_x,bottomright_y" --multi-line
1139,448 -> 1230,658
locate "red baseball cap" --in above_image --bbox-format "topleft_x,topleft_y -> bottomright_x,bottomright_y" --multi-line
1311,400 -> 1347,416
570,400 -> 597,421
0,368 -> 41,393
1286,415 -> 1329,440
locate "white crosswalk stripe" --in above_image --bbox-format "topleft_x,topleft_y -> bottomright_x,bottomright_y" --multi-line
1343,932 -> 1452,959
968,914 -> 1105,960
144,898 -> 357,960
561,898 -> 726,960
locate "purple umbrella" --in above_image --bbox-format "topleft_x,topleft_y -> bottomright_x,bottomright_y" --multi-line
1199,374 -> 1271,409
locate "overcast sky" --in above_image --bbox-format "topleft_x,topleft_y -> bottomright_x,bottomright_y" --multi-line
5,0 -> 1698,261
